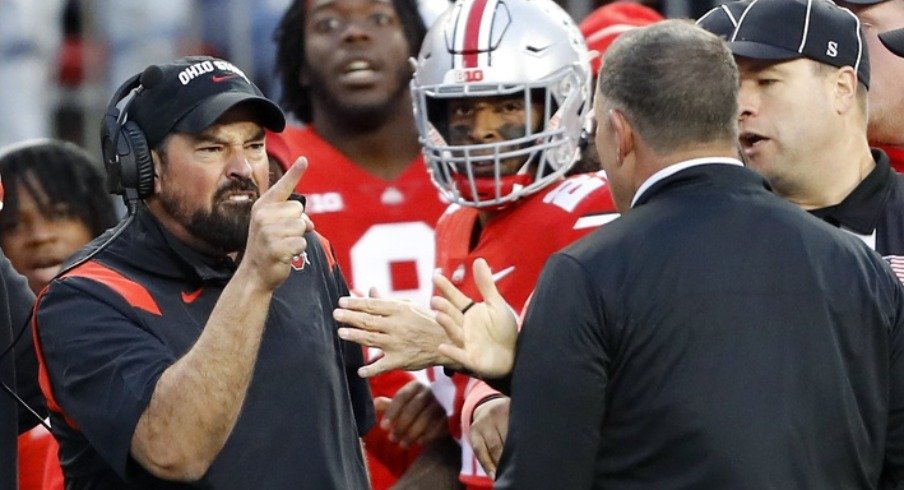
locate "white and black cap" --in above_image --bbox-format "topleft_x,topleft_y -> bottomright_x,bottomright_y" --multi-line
727,0 -> 870,88
696,0 -> 751,39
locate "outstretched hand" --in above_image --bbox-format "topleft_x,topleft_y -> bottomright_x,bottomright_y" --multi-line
432,258 -> 518,380
333,289 -> 460,377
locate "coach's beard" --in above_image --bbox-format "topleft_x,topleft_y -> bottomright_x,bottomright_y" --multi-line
160,179 -> 259,254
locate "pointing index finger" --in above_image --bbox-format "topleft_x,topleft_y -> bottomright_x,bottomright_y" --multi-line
260,156 -> 307,203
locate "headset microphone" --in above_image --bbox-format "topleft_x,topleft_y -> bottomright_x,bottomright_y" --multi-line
139,64 -> 163,89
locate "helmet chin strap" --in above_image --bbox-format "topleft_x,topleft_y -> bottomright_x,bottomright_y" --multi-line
453,172 -> 533,205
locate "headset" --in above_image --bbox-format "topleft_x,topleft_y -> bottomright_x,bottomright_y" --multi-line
49,67 -> 169,277
100,65 -> 163,203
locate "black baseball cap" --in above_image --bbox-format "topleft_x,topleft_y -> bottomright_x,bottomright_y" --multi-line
838,0 -> 887,4
880,28 -> 904,58
726,0 -> 870,88
696,1 -> 751,39
127,56 -> 286,148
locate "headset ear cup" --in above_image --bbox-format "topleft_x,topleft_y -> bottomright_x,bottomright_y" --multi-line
121,121 -> 155,198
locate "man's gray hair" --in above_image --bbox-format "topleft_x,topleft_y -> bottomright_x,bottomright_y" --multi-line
597,20 -> 739,153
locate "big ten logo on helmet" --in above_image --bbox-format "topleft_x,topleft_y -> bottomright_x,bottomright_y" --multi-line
454,69 -> 484,83
178,60 -> 250,85
305,192 -> 345,214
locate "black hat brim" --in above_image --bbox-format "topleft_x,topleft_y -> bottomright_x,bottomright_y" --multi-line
880,28 -> 904,58
728,41 -> 802,61
173,92 -> 286,135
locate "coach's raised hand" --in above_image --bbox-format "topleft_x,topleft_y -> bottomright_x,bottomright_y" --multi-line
240,157 -> 314,291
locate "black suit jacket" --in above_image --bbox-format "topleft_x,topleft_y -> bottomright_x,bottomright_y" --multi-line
497,163 -> 904,489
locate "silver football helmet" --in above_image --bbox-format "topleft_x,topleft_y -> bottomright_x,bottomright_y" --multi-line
411,0 -> 592,208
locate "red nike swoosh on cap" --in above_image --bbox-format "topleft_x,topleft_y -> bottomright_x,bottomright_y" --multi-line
211,75 -> 235,83
181,288 -> 203,303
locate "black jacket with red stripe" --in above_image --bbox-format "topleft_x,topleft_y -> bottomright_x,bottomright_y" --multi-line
33,208 -> 374,489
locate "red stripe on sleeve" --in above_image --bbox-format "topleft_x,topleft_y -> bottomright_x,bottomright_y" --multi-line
31,293 -> 79,430
32,260 -> 161,429
61,261 -> 161,316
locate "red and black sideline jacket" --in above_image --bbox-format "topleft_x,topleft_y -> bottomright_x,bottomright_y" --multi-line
32,208 -> 374,489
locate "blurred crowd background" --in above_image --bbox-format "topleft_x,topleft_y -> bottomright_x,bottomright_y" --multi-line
0,0 -> 721,159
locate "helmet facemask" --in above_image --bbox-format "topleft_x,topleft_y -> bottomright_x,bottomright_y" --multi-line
414,65 -> 587,209
411,0 -> 592,208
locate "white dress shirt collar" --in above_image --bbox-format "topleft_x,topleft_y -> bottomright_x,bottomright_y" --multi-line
631,157 -> 744,208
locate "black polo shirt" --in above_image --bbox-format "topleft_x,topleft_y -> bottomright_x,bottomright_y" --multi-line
33,208 -> 374,489
810,149 -> 904,257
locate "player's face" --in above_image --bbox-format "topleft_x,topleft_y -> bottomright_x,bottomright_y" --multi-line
150,107 -> 270,255
0,182 -> 93,294
736,57 -> 838,199
446,94 -> 544,177
303,0 -> 412,122
841,0 -> 904,146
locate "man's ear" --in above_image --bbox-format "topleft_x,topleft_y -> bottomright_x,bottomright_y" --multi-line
831,66 -> 857,115
151,150 -> 163,195
608,108 -> 634,167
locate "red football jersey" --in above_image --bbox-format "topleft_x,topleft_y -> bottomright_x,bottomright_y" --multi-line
432,171 -> 620,487
278,124 -> 448,304
877,144 -> 904,173
276,125 -> 448,489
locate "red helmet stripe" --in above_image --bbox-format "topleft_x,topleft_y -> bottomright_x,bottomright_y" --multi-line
463,0 -> 490,68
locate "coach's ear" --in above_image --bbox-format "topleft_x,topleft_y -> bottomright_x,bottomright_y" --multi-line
608,108 -> 634,170
151,149 -> 163,195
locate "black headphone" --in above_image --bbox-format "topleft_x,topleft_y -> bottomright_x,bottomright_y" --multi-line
100,66 -> 162,201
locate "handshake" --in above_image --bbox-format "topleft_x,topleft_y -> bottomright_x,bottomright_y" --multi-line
332,258 -> 519,381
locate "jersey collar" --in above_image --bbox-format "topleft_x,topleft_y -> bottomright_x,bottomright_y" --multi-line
808,149 -> 892,236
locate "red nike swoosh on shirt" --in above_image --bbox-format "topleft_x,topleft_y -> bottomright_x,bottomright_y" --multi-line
211,75 -> 235,83
181,288 -> 203,304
